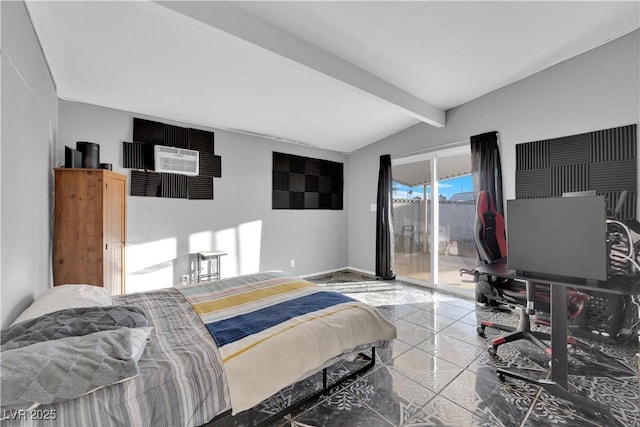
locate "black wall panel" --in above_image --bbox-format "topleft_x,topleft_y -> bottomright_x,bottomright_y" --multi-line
273,153 -> 290,172
130,170 -> 162,197
305,158 -> 320,175
515,124 -> 637,219
550,163 -> 589,196
289,173 -> 306,192
331,193 -> 343,210
160,173 -> 188,199
515,169 -> 550,198
272,191 -> 289,209
588,160 -> 637,192
125,118 -> 221,200
199,153 -> 216,177
319,176 -> 332,193
304,192 -> 319,209
188,176 -> 214,200
319,193 -> 332,210
211,155 -> 222,178
305,175 -> 319,192
289,192 -> 304,209
273,171 -> 289,191
164,124 -> 189,148
516,139 -> 548,170
591,125 -> 636,162
133,118 -> 164,144
188,128 -> 215,153
548,133 -> 590,166
272,152 -> 343,210
130,170 -> 190,199
123,141 -> 154,170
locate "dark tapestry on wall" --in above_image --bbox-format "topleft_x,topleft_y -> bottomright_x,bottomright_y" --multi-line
515,124 -> 637,219
123,118 -> 221,200
272,152 -> 343,210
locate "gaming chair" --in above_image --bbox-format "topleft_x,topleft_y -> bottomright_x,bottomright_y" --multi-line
471,190 -> 534,309
472,190 -> 510,305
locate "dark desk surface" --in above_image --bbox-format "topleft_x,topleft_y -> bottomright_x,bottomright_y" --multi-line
475,260 -> 515,279
475,261 -> 640,296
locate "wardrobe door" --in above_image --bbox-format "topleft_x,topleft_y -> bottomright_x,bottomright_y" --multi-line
103,172 -> 127,294
54,169 -> 127,294
54,169 -> 104,286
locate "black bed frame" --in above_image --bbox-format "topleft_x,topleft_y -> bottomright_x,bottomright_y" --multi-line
207,347 -> 376,426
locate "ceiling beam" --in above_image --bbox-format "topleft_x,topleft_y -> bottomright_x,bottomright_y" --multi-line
157,1 -> 445,128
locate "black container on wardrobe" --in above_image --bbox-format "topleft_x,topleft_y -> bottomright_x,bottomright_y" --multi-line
76,141 -> 100,169
64,146 -> 82,168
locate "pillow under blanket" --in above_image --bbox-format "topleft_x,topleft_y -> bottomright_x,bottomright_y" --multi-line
1,305 -> 147,351
1,327 -> 139,408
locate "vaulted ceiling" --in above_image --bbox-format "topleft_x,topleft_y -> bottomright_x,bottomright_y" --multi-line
26,1 -> 639,153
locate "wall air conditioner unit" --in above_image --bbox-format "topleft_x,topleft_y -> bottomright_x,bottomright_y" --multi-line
154,145 -> 199,176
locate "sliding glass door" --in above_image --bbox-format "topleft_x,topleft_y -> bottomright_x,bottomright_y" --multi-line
436,154 -> 476,294
392,146 -> 475,296
392,159 -> 432,283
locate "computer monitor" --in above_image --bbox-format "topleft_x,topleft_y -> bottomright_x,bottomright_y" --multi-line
507,196 -> 607,283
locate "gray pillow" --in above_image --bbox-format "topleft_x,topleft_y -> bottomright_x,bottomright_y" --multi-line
1,305 -> 147,351
1,327 -> 139,408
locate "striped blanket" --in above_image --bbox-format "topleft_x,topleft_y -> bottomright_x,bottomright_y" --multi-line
178,271 -> 397,414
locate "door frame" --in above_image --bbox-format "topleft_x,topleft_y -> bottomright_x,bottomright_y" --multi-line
392,143 -> 471,294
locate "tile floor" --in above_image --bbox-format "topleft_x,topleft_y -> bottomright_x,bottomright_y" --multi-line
213,272 -> 640,427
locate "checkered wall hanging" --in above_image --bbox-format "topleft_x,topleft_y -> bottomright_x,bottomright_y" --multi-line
272,152 -> 343,210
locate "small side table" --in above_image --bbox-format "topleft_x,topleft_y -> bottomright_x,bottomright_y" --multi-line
194,251 -> 226,282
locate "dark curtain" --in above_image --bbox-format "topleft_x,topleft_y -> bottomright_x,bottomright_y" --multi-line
376,154 -> 395,280
470,131 -> 504,214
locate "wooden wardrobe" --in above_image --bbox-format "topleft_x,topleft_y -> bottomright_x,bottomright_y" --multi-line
53,168 -> 127,294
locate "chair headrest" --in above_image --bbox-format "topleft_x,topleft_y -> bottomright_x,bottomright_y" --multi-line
475,190 -> 508,260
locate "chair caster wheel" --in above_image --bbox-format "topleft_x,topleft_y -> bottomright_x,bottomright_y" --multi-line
488,346 -> 498,357
477,326 -> 486,338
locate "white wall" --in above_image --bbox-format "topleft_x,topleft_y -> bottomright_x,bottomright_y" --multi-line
58,101 -> 348,292
347,30 -> 640,274
1,1 -> 59,327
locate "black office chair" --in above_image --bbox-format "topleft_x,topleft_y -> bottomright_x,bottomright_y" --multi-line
462,191 -> 587,356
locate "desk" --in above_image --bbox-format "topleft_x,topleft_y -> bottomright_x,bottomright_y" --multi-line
477,262 -> 640,425
475,260 -> 514,280
516,273 -> 640,387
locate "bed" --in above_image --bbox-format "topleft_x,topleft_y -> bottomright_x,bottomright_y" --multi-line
1,271 -> 396,426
